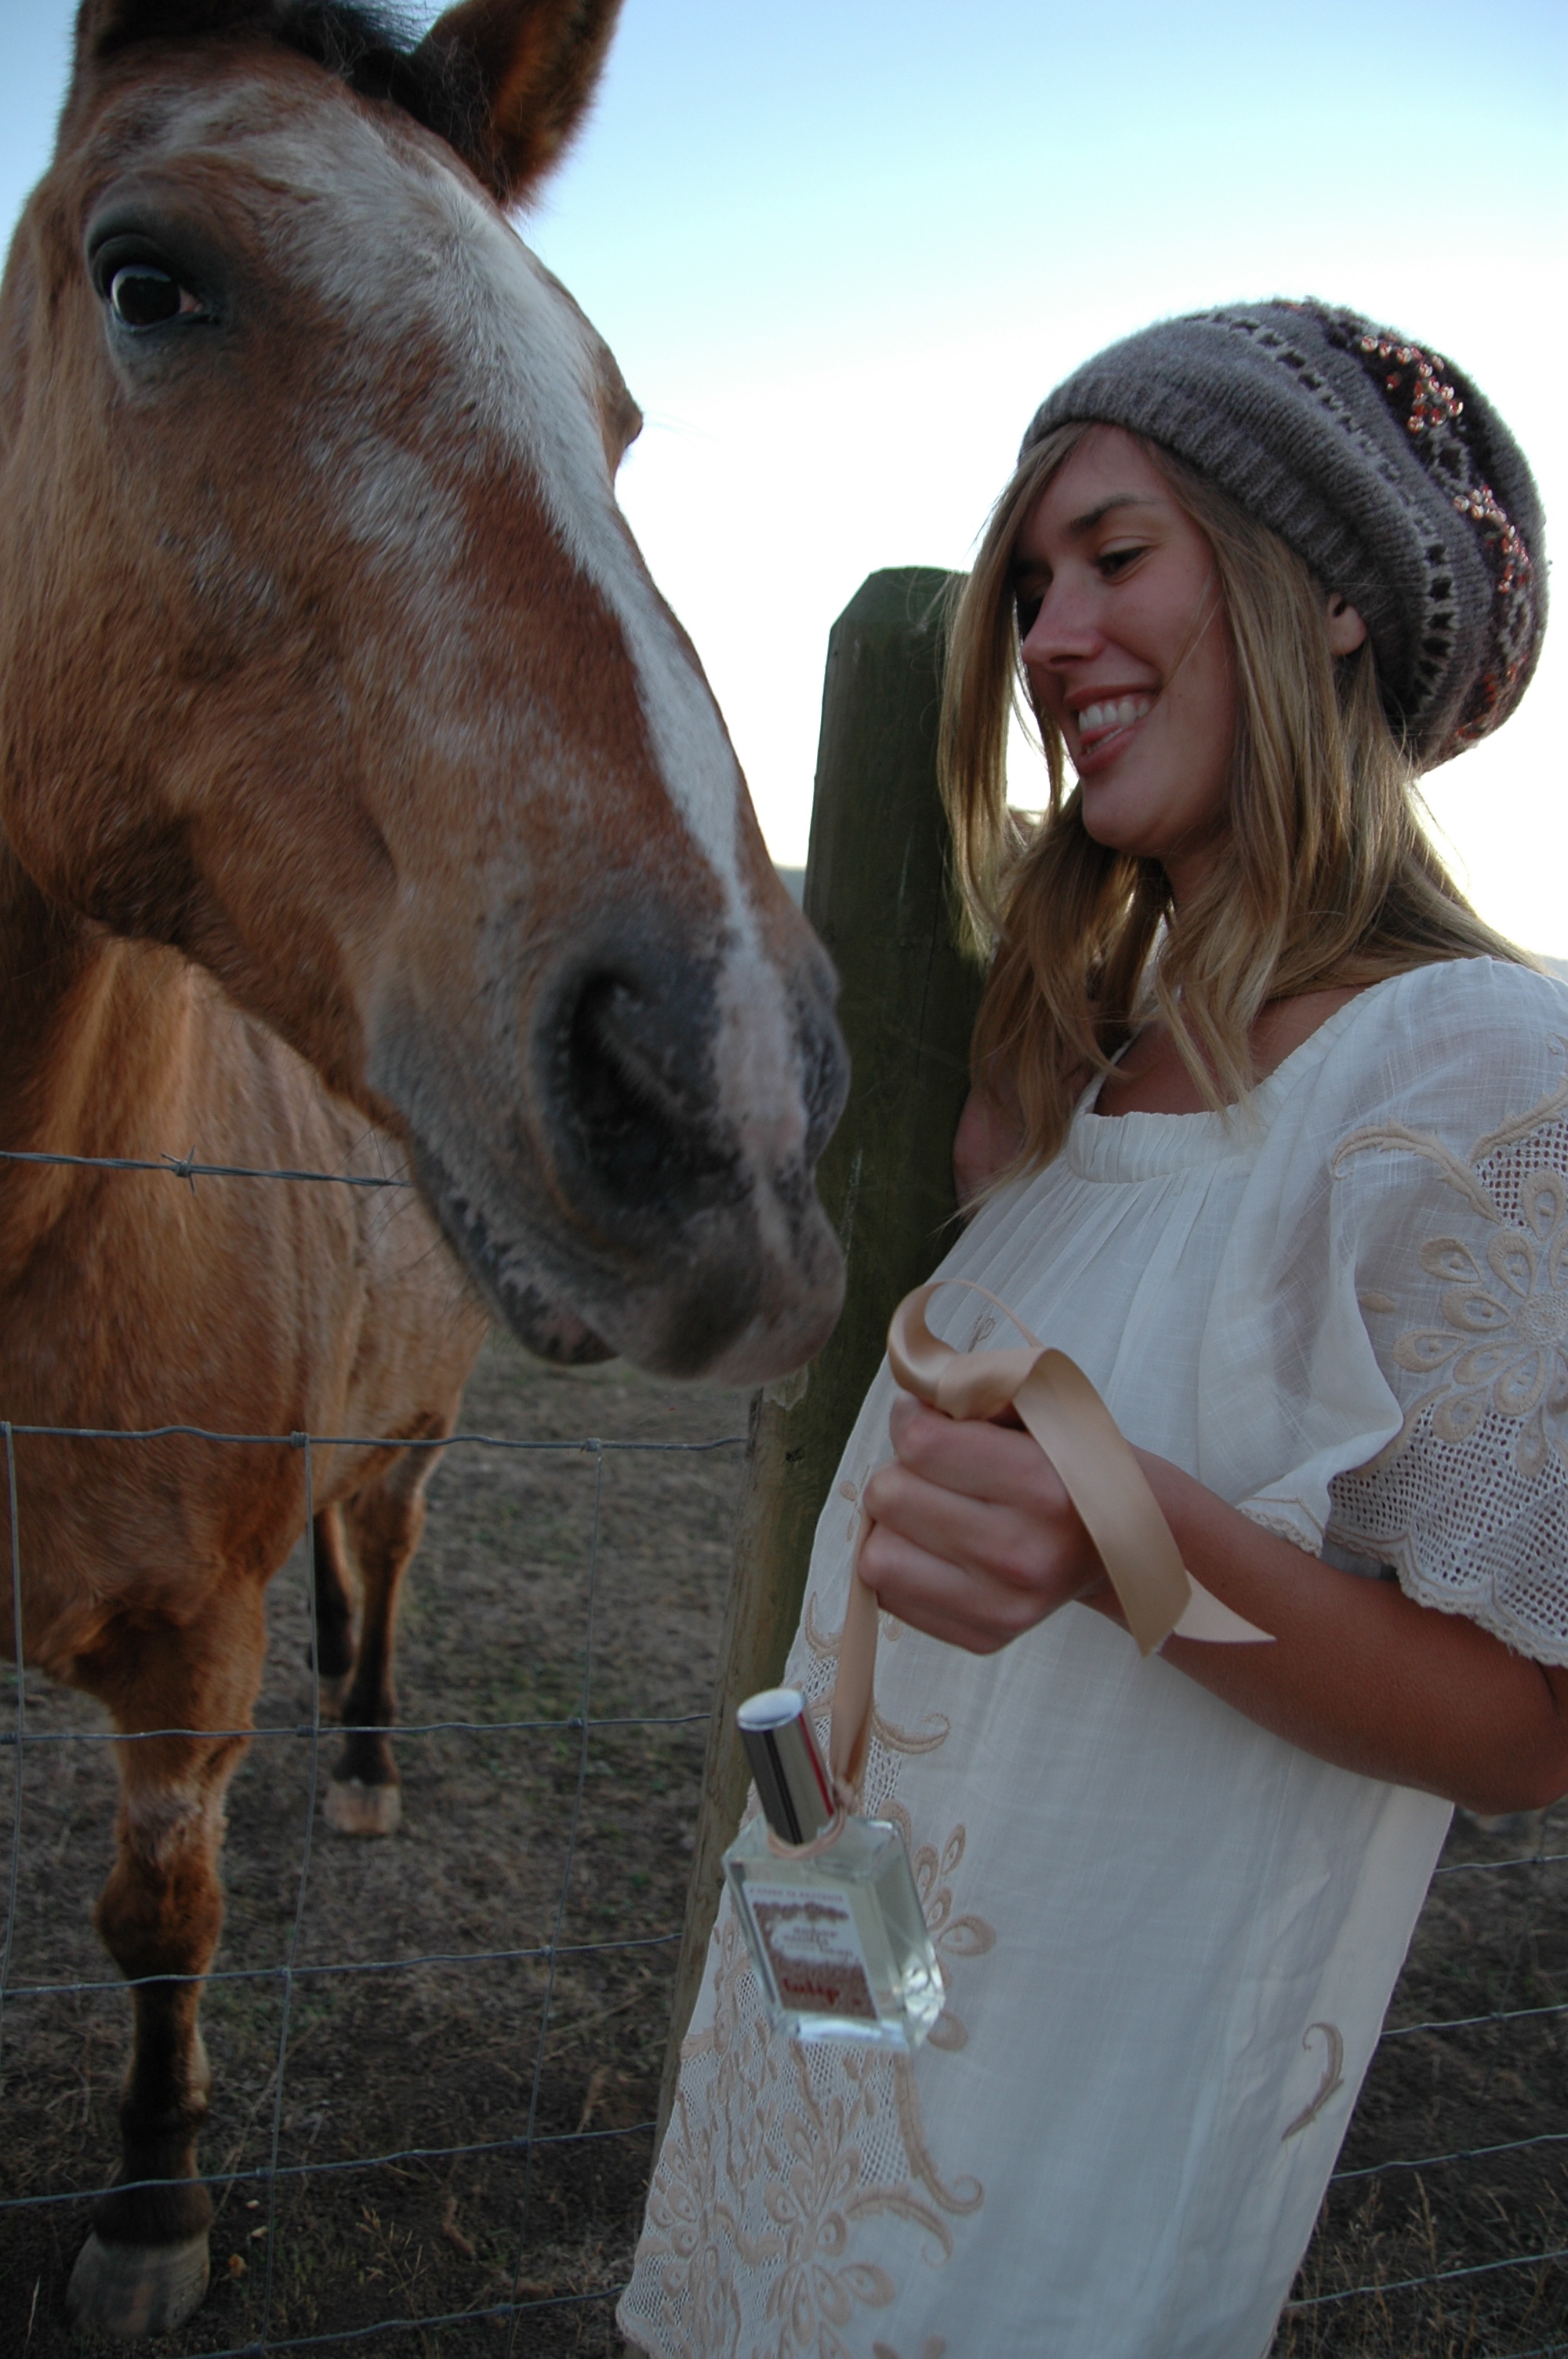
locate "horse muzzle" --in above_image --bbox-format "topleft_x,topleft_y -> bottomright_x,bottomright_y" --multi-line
397,914 -> 849,1385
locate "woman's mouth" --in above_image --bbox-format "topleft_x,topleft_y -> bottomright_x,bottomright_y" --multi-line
1076,694 -> 1154,758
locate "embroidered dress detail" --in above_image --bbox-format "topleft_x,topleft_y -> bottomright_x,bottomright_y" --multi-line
1327,1056 -> 1568,1657
628,1625 -> 993,2354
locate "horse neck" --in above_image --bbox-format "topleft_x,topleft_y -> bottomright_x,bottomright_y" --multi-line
0,843 -> 196,1262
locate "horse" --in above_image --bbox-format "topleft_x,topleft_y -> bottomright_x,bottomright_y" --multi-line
0,0 -> 848,2334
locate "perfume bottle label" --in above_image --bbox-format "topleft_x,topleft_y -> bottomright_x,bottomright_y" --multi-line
741,1881 -> 879,2023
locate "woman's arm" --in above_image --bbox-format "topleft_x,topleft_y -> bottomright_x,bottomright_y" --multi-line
862,1395 -> 1568,1817
953,1085 -> 1024,1212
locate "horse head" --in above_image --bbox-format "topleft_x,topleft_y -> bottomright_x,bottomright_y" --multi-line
0,0 -> 848,1381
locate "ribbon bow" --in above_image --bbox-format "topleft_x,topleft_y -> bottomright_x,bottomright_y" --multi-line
827,1279 -> 1272,1809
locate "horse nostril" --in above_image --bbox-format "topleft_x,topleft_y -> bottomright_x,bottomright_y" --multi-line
545,941 -> 846,1248
570,974 -> 659,1136
554,966 -> 733,1222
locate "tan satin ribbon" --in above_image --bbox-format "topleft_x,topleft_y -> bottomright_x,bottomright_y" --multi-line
828,1278 -> 1272,1810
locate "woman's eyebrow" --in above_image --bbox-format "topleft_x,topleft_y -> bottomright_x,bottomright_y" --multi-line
1011,493 -> 1167,586
1067,493 -> 1167,536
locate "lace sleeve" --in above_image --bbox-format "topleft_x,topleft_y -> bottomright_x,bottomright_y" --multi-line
1325,1062 -> 1568,1664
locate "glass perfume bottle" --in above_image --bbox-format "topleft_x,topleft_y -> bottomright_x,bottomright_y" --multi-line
723,1685 -> 945,2052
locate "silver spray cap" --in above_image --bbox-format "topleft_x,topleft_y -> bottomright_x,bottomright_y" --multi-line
735,1686 -> 836,1845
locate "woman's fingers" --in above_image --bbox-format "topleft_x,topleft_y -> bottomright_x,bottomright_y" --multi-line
883,1394 -> 1069,1521
864,1456 -> 1064,1594
857,1519 -> 1044,1654
855,1394 -> 1105,1652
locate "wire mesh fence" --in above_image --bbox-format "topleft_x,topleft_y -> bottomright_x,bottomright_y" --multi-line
0,1371 -> 744,2350
0,1143 -> 753,2354
1278,1818 -> 1568,2356
0,1147 -> 1563,2355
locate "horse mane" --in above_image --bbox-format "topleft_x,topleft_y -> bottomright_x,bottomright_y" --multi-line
272,2 -> 487,165
81,2 -> 491,184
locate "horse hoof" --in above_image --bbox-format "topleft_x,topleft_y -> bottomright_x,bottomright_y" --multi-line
67,2229 -> 210,2337
324,1776 -> 401,1836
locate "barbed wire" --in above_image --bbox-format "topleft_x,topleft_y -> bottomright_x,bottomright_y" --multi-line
1283,2245 -> 1568,2314
0,1416 -> 742,1452
0,2118 -> 655,2218
0,1139 -> 1563,2350
0,1708 -> 713,1747
0,1146 -> 411,1190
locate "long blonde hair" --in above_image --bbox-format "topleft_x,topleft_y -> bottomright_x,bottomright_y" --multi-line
940,424 -> 1527,1173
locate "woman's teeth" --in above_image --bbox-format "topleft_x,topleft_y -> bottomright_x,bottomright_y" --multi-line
1078,695 -> 1152,743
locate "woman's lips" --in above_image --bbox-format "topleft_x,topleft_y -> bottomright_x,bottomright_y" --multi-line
1073,692 -> 1155,770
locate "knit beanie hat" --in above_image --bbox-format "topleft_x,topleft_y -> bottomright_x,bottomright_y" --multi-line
1019,300 -> 1547,769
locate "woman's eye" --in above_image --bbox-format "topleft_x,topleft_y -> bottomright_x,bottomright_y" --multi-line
1098,546 -> 1145,578
108,264 -> 185,328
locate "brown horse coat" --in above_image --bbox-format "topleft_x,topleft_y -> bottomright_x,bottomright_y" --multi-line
0,0 -> 847,2333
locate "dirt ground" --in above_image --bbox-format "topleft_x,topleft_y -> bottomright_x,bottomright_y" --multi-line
0,1329 -> 1563,2358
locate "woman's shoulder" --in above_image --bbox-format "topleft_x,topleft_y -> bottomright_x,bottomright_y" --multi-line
1373,954 -> 1568,1018
1331,956 -> 1568,1081
1312,956 -> 1568,1159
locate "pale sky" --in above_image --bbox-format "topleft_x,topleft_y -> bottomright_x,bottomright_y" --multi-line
5,2 -> 1564,952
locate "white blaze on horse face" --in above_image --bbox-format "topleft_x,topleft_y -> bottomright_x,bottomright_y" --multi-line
233,98 -> 750,888
342,109 -> 811,1172
123,82 -> 751,897
442,202 -> 750,896
154,82 -> 807,1174
102,71 -> 819,1278
332,436 -> 469,585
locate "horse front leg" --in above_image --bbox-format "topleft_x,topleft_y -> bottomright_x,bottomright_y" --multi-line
65,1582 -> 267,2339
323,1451 -> 436,1838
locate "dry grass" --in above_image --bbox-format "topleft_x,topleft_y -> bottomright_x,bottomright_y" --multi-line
1276,1809 -> 1568,2356
0,1331 -> 1562,2355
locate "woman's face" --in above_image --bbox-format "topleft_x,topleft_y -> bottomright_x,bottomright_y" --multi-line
1011,427 -> 1235,900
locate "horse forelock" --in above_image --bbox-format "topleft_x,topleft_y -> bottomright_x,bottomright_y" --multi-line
74,0 -> 491,172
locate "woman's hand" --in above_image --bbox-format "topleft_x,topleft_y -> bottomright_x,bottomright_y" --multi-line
858,1394 -> 1107,1652
862,1390 -> 1568,1814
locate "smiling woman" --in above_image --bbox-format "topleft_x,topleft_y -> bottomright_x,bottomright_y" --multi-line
623,300 -> 1563,2359
944,327 -> 1539,1166
1009,430 -> 1242,889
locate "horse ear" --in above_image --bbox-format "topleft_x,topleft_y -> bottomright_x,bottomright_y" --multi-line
414,0 -> 622,204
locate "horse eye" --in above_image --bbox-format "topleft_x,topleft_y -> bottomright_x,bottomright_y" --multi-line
109,264 -> 182,327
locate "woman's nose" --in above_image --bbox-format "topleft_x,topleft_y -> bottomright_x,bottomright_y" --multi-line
1021,583 -> 1102,670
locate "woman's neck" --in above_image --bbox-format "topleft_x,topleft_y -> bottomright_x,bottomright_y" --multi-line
1094,985 -> 1366,1120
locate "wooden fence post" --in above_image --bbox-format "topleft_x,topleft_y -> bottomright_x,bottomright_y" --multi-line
656,565 -> 982,2143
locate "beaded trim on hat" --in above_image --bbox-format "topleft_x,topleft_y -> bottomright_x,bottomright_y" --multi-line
1192,302 -> 1541,763
1319,314 -> 1537,752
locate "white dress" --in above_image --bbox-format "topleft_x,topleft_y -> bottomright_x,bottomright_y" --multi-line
620,958 -> 1568,2359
